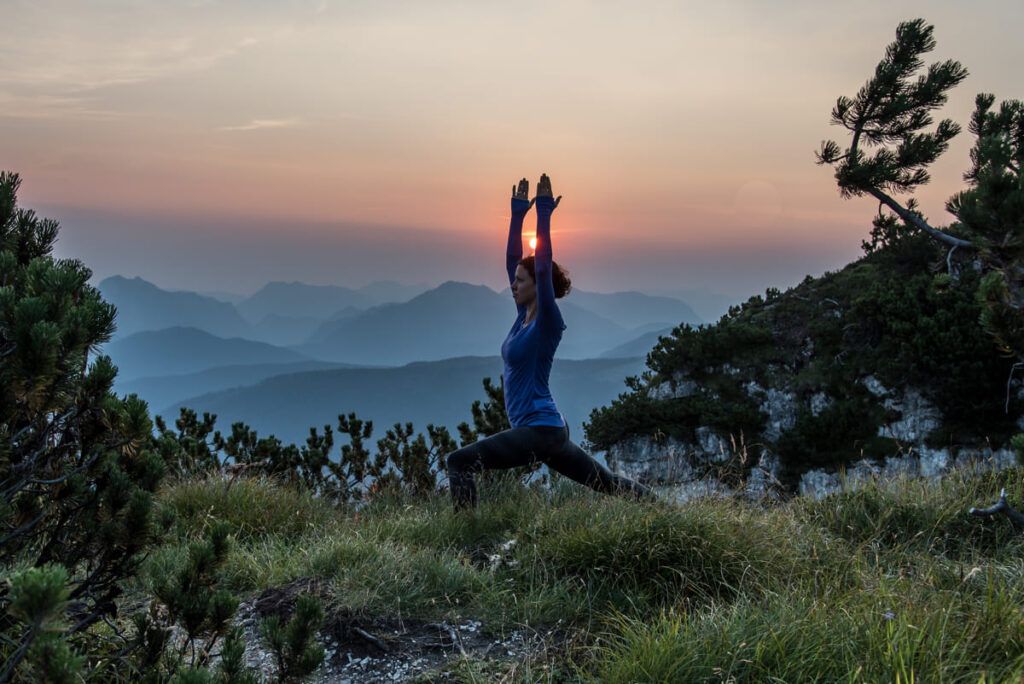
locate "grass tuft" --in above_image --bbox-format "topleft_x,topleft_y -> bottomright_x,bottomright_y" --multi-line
149,467 -> 1024,679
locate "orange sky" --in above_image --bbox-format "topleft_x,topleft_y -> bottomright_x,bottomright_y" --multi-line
3,0 -> 1022,297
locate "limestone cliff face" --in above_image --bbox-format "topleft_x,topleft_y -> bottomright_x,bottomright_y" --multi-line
604,370 -> 1021,501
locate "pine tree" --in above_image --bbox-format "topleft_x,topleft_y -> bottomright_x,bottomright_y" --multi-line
456,376 -> 510,445
154,408 -> 221,478
333,412 -> 373,498
260,593 -> 324,682
1,171 -> 170,679
817,19 -> 1023,361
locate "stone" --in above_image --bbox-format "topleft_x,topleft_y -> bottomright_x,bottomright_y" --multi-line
916,447 -> 950,478
695,427 -> 729,462
877,388 -> 941,443
799,469 -> 841,498
647,372 -> 699,400
843,458 -> 882,489
809,392 -> 831,416
605,435 -> 694,483
744,450 -> 783,501
862,375 -> 889,397
742,380 -> 797,441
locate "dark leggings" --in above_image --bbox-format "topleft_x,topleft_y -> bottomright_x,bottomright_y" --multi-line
445,422 -> 654,509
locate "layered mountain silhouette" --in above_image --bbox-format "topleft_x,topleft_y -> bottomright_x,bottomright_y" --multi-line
236,280 -> 427,323
297,281 -> 684,364
103,327 -> 311,381
237,282 -> 373,322
99,276 -> 252,339
563,290 -> 700,330
599,327 -> 675,359
248,314 -> 326,347
116,360 -> 355,411
98,276 -> 706,381
161,355 -> 649,446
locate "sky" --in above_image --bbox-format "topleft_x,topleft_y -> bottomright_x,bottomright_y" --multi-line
3,0 -> 1023,299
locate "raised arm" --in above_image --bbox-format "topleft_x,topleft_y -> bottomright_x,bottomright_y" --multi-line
534,174 -> 565,332
507,178 -> 533,287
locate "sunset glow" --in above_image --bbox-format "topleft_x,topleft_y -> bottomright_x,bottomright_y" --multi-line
3,1 -> 1021,298
529,237 -> 538,252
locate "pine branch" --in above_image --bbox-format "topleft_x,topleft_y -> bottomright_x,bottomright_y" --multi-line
866,187 -> 972,248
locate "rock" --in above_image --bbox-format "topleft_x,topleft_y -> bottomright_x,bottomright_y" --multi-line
796,446 -> 1014,500
916,447 -> 950,478
605,435 -> 694,483
862,375 -> 889,397
662,478 -> 734,504
878,388 -> 941,443
799,469 -> 841,498
809,392 -> 831,416
647,372 -> 698,400
618,367 -> 1017,499
844,458 -> 882,489
743,381 -> 798,441
744,450 -> 783,501
695,427 -> 729,462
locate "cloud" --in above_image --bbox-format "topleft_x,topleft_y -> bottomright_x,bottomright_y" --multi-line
219,118 -> 302,132
0,3 -> 266,120
0,91 -> 124,121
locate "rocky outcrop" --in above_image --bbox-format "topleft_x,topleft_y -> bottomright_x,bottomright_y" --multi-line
862,374 -> 942,443
593,242 -> 1024,501
646,371 -> 699,401
744,380 -> 798,441
606,434 -> 786,502
606,371 -> 1020,502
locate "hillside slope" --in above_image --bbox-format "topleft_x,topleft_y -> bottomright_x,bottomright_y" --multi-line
586,235 -> 1023,489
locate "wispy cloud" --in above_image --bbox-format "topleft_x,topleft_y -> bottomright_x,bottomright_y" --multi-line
0,3 -> 266,120
0,91 -> 124,121
219,118 -> 302,132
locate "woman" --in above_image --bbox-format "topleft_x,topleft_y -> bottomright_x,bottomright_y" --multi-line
445,174 -> 654,509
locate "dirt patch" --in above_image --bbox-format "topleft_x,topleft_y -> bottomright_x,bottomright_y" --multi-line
233,578 -> 566,682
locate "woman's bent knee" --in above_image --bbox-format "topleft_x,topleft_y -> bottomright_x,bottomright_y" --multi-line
446,446 -> 476,474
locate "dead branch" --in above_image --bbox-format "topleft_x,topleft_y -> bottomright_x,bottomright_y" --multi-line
1006,362 -> 1023,414
352,627 -> 389,654
969,488 -> 1024,530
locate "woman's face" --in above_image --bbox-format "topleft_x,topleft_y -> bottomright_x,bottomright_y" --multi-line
512,264 -> 536,307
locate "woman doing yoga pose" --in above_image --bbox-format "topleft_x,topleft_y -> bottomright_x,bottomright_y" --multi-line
445,174 -> 654,509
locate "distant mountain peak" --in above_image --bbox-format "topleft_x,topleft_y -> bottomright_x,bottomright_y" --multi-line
98,275 -> 252,341
101,274 -> 156,289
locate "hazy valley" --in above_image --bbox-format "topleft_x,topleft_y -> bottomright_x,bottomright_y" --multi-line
98,275 -> 710,443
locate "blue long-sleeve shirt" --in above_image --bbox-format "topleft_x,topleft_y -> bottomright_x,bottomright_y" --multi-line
501,195 -> 566,428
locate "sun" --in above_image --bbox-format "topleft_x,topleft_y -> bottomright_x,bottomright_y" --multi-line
529,237 -> 537,251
